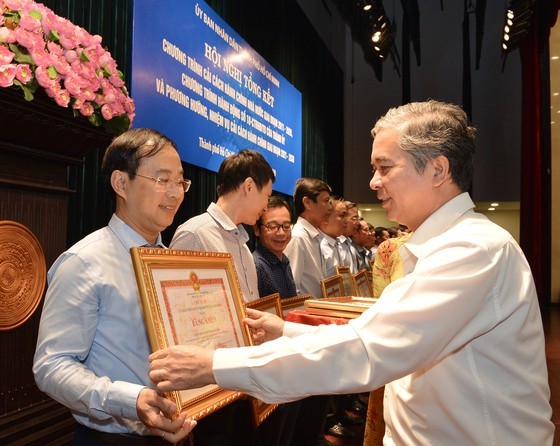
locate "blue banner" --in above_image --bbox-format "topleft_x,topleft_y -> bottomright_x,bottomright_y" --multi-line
131,0 -> 302,195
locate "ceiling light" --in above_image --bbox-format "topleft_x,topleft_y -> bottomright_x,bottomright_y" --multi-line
491,203 -> 499,207
488,207 -> 496,211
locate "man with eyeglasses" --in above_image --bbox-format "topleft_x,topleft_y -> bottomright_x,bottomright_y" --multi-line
33,129 -> 195,445
252,196 -> 297,299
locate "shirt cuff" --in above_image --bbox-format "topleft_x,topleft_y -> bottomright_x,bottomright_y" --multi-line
213,347 -> 254,391
103,381 -> 146,420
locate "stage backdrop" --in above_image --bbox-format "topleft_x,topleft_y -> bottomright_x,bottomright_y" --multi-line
131,0 -> 303,195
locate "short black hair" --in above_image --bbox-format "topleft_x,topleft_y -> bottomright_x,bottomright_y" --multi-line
216,150 -> 275,196
101,128 -> 178,195
293,178 -> 332,216
257,196 -> 293,225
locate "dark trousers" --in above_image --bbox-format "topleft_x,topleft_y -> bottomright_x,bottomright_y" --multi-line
290,395 -> 330,446
73,424 -> 170,446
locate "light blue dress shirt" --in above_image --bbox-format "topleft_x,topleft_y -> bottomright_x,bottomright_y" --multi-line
33,214 -> 162,434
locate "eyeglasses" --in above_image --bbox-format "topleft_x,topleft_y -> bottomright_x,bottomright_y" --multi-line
134,173 -> 191,193
261,222 -> 292,232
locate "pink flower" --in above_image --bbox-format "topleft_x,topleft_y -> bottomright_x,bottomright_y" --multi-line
79,102 -> 94,116
101,103 -> 113,120
53,88 -> 70,107
0,27 -> 16,44
50,53 -> 70,76
15,63 -> 32,84
1,0 -> 134,133
35,65 -> 56,88
14,27 -> 39,49
64,49 -> 78,64
0,46 -> 15,64
0,64 -> 16,87
19,14 -> 41,32
29,46 -> 51,66
4,0 -> 24,10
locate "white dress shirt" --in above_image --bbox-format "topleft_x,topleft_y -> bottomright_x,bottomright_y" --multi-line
171,202 -> 259,302
337,235 -> 355,272
212,193 -> 554,445
284,216 -> 325,298
319,232 -> 340,279
33,215 -> 161,434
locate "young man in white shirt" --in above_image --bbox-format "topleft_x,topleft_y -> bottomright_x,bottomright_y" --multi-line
171,149 -> 274,303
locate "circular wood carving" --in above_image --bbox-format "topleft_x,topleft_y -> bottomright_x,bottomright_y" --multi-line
0,221 -> 46,331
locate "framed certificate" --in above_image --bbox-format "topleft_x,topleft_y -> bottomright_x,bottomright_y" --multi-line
246,293 -> 282,316
280,294 -> 311,319
321,274 -> 345,298
354,269 -> 373,297
130,247 -> 251,420
335,265 -> 358,296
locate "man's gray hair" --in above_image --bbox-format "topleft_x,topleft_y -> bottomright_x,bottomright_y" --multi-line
372,100 -> 476,192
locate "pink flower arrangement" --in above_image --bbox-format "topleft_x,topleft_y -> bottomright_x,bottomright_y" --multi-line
0,0 -> 134,134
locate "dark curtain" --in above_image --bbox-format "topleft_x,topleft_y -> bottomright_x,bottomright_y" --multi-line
519,0 -> 560,305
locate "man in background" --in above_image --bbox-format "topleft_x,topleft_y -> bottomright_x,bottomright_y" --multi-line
284,177 -> 332,298
351,218 -> 374,271
253,196 -> 297,299
319,196 -> 349,278
371,226 -> 389,257
33,129 -> 195,445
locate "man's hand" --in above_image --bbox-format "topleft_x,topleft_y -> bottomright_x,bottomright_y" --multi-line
136,388 -> 196,443
149,345 -> 216,393
244,307 -> 285,344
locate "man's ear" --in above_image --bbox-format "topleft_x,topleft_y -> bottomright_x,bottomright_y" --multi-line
302,196 -> 311,210
242,177 -> 254,195
253,223 -> 261,237
110,170 -> 128,200
431,156 -> 450,187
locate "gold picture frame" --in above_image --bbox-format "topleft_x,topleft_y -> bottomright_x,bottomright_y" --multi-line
305,296 -> 377,319
354,269 -> 373,297
321,275 -> 345,298
130,247 -> 251,420
280,294 -> 311,319
335,265 -> 358,296
246,293 -> 282,316
244,293 -> 282,426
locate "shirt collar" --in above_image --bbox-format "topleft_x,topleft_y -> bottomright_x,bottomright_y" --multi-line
404,192 -> 475,261
108,214 -> 164,250
296,216 -> 322,239
207,202 -> 249,242
321,232 -> 337,246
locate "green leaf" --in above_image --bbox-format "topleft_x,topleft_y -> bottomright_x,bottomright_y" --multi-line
103,114 -> 130,135
8,43 -> 35,65
29,10 -> 42,20
4,12 -> 20,25
88,113 -> 102,127
13,79 -> 35,101
80,50 -> 90,62
48,29 -> 60,42
46,65 -> 58,79
117,70 -> 124,80
102,66 -> 112,78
